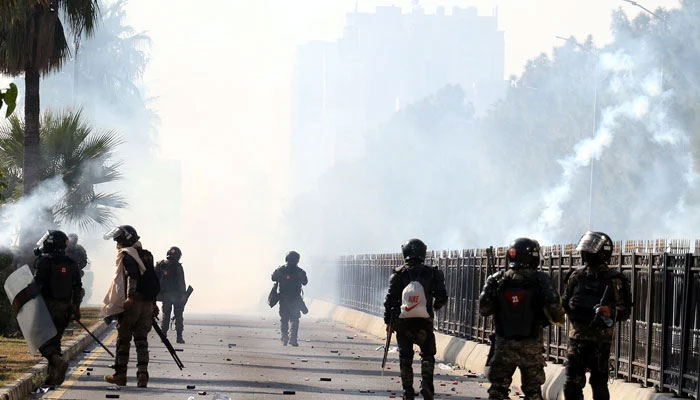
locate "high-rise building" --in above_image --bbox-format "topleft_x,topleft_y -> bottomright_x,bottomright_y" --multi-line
292,6 -> 505,191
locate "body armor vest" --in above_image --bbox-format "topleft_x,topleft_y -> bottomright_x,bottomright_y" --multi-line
495,276 -> 539,339
567,270 -> 616,324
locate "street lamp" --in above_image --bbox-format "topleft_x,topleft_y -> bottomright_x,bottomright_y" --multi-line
620,0 -> 665,21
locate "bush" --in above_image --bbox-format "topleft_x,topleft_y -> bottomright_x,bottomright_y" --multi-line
0,251 -> 20,336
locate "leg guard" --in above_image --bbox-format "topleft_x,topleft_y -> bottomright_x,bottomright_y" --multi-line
114,336 -> 131,374
134,335 -> 149,370
290,318 -> 300,346
399,357 -> 415,395
161,302 -> 172,335
419,357 -> 435,400
280,317 -> 289,345
136,365 -> 149,388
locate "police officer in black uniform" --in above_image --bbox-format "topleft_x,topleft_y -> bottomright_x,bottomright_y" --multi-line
34,230 -> 83,386
383,239 -> 448,400
479,238 -> 565,400
155,246 -> 187,343
562,231 -> 632,400
271,251 -> 308,346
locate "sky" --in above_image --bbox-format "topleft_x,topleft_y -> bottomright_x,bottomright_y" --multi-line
0,0 -> 680,313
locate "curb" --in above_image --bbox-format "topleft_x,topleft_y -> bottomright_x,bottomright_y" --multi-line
308,299 -> 675,400
0,320 -> 112,400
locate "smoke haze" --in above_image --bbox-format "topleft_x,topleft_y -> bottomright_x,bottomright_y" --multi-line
0,0 -> 692,313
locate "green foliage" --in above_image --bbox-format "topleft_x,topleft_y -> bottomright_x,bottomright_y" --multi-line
0,0 -> 100,76
0,251 -> 19,336
0,83 -> 18,118
0,109 -> 126,229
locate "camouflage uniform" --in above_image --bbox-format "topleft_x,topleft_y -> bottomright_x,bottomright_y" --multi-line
562,264 -> 631,400
155,259 -> 186,340
479,268 -> 565,400
34,253 -> 82,385
384,263 -> 448,400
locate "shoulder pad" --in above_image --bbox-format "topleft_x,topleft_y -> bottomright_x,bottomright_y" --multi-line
489,270 -> 505,281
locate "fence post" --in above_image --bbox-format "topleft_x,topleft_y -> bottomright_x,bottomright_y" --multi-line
677,253 -> 692,396
659,252 -> 669,392
644,254 -> 654,387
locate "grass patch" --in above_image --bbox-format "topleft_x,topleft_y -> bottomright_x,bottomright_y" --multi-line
0,306 -> 102,387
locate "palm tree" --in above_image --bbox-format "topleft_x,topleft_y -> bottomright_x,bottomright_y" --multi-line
0,108 -> 125,229
0,0 -> 99,196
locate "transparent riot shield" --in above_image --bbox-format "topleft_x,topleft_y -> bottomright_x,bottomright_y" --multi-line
3,265 -> 57,355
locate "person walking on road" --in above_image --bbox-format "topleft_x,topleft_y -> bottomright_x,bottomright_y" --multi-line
383,238 -> 448,400
271,251 -> 308,346
155,246 -> 187,343
34,230 -> 83,386
479,238 -> 565,400
102,225 -> 160,388
562,231 -> 632,400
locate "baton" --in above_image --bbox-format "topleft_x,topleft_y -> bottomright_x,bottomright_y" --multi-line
76,320 -> 115,357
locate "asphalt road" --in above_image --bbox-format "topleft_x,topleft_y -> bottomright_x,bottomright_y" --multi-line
34,315 -> 490,400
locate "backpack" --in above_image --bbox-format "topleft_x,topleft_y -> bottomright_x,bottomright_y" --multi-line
495,275 -> 539,339
134,249 -> 160,301
399,269 -> 430,319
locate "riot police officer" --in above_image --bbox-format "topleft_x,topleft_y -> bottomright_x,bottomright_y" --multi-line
103,225 -> 160,388
66,233 -> 91,301
34,230 -> 83,386
479,238 -> 565,400
155,246 -> 187,343
271,251 -> 308,346
383,239 -> 448,400
562,231 -> 632,400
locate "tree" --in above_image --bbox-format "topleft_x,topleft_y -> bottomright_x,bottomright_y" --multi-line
0,109 -> 125,229
0,0 -> 99,196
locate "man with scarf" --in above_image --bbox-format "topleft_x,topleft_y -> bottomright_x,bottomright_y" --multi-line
271,251 -> 308,346
102,225 -> 160,388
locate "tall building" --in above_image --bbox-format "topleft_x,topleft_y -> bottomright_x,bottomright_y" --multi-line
292,6 -> 505,191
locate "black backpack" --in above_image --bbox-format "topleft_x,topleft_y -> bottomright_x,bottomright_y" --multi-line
134,249 -> 160,301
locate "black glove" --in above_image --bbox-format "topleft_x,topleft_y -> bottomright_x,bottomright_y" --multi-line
72,304 -> 81,321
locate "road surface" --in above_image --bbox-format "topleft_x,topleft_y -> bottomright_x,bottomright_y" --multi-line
34,315 -> 490,399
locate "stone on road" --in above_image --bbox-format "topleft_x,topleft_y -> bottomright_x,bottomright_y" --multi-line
36,315 -> 488,399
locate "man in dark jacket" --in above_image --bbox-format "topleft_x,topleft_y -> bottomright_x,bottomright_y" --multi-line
103,225 -> 160,388
34,230 -> 83,386
155,246 -> 187,343
479,238 -> 565,400
383,239 -> 448,400
562,231 -> 632,400
271,251 -> 308,346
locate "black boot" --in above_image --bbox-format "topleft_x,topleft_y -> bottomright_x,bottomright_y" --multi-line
400,357 -> 415,400
176,332 -> 185,344
419,358 -> 435,400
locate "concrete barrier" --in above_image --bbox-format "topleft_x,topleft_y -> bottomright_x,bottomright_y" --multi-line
308,299 -> 675,400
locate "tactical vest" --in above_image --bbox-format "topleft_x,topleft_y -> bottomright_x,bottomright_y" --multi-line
567,269 -> 622,325
134,249 -> 160,301
495,276 -> 539,339
39,255 -> 77,301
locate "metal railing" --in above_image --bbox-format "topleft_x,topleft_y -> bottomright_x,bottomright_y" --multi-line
332,239 -> 700,398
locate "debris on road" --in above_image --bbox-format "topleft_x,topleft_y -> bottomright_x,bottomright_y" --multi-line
320,377 -> 332,381
283,390 -> 296,395
187,385 -> 196,389
105,395 -> 119,399
198,391 -> 207,395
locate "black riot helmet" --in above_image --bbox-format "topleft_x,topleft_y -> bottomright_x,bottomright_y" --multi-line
576,231 -> 613,266
285,251 -> 300,266
506,238 -> 541,269
34,230 -> 69,256
401,238 -> 427,263
167,246 -> 182,261
103,225 -> 140,247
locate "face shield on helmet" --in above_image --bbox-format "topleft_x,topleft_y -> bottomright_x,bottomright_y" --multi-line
576,231 -> 613,266
285,251 -> 300,265
103,226 -> 123,241
167,246 -> 182,261
34,230 -> 69,255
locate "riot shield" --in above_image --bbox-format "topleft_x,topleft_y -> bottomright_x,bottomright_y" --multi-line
3,265 -> 57,355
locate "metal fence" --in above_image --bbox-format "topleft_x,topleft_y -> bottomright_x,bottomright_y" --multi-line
334,239 -> 700,398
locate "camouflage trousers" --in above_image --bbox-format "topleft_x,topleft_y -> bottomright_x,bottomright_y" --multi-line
564,339 -> 611,400
161,300 -> 184,336
487,336 -> 546,400
395,318 -> 436,397
115,299 -> 153,374
39,300 -> 71,364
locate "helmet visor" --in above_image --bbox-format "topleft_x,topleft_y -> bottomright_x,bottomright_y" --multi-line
35,231 -> 50,249
576,231 -> 610,253
103,227 -> 123,241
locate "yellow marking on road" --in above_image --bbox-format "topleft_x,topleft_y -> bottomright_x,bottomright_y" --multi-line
46,330 -> 118,399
